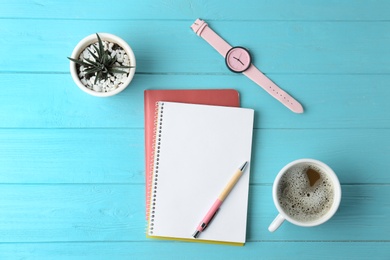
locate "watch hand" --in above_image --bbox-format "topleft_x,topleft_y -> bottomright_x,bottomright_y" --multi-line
232,56 -> 244,65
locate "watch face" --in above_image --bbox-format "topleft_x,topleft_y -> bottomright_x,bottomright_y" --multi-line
225,47 -> 252,73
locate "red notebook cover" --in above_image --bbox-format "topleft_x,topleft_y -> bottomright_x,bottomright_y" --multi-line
144,89 -> 240,217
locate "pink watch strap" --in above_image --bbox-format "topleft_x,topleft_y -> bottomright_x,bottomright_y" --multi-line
191,19 -> 231,57
244,65 -> 304,113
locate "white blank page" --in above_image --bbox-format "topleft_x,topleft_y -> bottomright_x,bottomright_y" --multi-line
147,102 -> 254,244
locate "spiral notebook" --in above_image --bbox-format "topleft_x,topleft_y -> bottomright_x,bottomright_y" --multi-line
146,102 -> 254,245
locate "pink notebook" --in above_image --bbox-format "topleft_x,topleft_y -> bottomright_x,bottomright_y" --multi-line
144,89 -> 240,217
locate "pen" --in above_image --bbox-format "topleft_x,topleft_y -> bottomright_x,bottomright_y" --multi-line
192,161 -> 248,238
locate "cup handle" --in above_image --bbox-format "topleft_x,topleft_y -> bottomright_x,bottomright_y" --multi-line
268,214 -> 285,232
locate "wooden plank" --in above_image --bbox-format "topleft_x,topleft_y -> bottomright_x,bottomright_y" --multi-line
0,185 -> 388,242
0,241 -> 388,259
1,0 -> 389,21
0,128 -> 389,184
0,129 -> 145,184
252,129 -> 390,184
0,20 -> 389,74
0,74 -> 389,129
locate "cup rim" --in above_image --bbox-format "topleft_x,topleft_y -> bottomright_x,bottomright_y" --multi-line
272,158 -> 342,227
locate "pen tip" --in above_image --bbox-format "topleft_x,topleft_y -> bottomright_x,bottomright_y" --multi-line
192,230 -> 200,238
240,161 -> 248,172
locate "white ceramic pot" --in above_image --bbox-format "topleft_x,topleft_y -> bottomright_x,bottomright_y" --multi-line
69,33 -> 136,97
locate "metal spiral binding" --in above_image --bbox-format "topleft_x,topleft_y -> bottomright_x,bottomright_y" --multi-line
147,102 -> 164,235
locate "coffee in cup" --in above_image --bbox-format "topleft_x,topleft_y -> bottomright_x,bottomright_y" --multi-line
269,159 -> 341,232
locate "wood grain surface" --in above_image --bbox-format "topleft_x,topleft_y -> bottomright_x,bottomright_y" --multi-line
0,1 -> 389,259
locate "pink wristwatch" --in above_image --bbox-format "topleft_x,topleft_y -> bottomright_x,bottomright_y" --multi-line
191,18 -> 304,113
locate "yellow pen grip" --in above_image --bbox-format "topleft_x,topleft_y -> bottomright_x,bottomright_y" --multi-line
218,169 -> 243,201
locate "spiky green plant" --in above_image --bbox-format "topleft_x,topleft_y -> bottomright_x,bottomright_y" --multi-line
68,33 -> 133,84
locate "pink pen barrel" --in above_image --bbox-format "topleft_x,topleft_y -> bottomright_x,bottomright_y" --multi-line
198,199 -> 222,231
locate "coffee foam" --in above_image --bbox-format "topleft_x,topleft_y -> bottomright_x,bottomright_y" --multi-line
277,164 -> 334,222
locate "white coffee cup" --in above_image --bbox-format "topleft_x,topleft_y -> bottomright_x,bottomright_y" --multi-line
268,159 -> 341,232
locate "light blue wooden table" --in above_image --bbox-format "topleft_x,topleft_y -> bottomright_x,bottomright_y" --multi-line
1,1 -> 389,259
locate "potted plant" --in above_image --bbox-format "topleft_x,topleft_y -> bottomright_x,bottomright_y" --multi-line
68,33 -> 136,97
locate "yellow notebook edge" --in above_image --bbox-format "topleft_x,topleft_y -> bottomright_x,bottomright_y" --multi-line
146,234 -> 244,246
